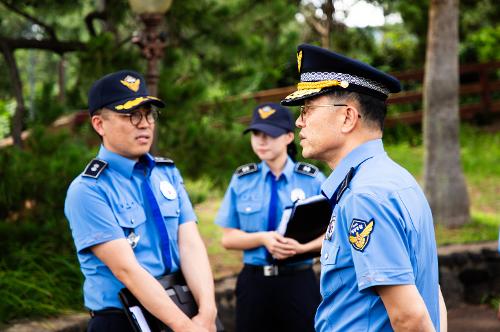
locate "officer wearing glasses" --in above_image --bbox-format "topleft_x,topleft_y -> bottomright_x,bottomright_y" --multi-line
282,44 -> 447,331
65,70 -> 217,332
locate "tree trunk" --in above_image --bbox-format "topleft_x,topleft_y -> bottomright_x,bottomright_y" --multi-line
423,0 -> 469,227
1,43 -> 25,149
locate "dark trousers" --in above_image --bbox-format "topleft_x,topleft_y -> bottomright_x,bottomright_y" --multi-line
235,265 -> 320,332
87,311 -> 134,332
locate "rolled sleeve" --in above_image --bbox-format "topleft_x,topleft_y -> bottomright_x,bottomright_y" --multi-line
64,180 -> 125,253
215,176 -> 240,229
340,193 -> 415,292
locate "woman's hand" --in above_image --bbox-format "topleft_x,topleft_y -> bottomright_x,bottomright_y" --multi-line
261,231 -> 297,259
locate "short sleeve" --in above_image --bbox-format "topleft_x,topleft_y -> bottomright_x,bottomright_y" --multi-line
339,193 -> 415,291
64,181 -> 125,252
214,176 -> 240,229
173,168 -> 197,224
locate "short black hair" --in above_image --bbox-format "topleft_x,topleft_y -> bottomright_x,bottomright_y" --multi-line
326,91 -> 387,130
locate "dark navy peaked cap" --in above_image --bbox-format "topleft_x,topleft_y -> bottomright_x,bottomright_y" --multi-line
88,70 -> 165,115
243,102 -> 294,138
282,44 -> 401,106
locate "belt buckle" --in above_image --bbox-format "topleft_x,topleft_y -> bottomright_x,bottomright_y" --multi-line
263,265 -> 279,276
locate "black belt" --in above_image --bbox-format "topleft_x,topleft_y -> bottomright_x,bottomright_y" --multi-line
244,263 -> 313,277
89,308 -> 125,317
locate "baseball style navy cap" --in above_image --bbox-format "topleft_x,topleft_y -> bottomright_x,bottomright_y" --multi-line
281,44 -> 401,106
88,70 -> 165,115
243,102 -> 294,138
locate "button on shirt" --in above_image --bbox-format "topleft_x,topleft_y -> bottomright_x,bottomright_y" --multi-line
215,158 -> 326,266
315,139 -> 440,331
64,146 -> 196,310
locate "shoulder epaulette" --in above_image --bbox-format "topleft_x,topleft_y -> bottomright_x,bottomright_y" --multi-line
154,156 -> 175,165
82,158 -> 107,178
335,167 -> 355,204
294,162 -> 319,177
235,163 -> 258,177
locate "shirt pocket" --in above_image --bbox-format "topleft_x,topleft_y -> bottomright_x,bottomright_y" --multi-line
236,201 -> 263,232
159,198 -> 181,241
319,241 -> 344,297
115,204 -> 147,230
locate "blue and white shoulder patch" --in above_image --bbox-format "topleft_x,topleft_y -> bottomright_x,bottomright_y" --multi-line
294,162 -> 318,177
154,156 -> 175,165
235,163 -> 258,177
82,159 -> 107,178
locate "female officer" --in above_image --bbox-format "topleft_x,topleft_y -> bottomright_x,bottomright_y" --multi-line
215,102 -> 326,332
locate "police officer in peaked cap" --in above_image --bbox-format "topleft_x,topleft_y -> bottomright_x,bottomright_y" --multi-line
215,102 -> 326,332
282,44 -> 447,331
65,70 -> 217,332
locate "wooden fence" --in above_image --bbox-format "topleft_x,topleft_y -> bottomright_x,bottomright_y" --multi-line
235,61 -> 500,127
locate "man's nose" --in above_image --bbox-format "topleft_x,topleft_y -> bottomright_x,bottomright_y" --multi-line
295,115 -> 304,128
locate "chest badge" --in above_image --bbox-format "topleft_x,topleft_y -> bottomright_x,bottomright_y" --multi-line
349,218 -> 375,252
325,214 -> 336,241
160,181 -> 177,200
290,188 -> 306,202
127,231 -> 140,249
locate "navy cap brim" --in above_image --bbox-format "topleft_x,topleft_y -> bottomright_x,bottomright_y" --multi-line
105,95 -> 165,114
243,123 -> 289,138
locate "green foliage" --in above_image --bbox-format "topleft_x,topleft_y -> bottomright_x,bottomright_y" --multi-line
0,235 -> 84,323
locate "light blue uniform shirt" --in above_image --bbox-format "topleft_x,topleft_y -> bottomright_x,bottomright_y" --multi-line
215,157 -> 326,266
64,145 -> 197,311
315,139 -> 440,332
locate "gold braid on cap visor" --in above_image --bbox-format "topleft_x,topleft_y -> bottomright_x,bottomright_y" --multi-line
296,79 -> 349,90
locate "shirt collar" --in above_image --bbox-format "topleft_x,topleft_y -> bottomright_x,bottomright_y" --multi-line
321,139 -> 386,199
260,156 -> 294,182
97,145 -> 155,178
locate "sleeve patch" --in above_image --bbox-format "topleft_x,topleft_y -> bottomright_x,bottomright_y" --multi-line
294,162 -> 318,177
154,156 -> 175,165
82,159 -> 107,178
349,218 -> 375,252
235,163 -> 258,177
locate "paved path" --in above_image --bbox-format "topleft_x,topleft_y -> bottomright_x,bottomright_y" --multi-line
448,304 -> 500,332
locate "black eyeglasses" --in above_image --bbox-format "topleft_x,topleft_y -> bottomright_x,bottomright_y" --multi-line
298,104 -> 348,121
117,109 -> 160,126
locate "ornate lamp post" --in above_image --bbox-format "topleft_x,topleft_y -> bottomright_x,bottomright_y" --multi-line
128,0 -> 173,152
128,0 -> 173,97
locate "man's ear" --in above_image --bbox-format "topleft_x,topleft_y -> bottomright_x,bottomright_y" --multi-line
91,114 -> 105,137
341,106 -> 360,134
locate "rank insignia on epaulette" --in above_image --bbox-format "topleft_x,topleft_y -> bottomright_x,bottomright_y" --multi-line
294,162 -> 318,177
154,156 -> 174,165
349,218 -> 375,252
82,159 -> 107,178
235,163 -> 258,177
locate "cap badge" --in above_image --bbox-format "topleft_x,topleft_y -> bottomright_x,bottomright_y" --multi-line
258,106 -> 276,119
160,181 -> 177,200
120,75 -> 140,92
297,50 -> 303,73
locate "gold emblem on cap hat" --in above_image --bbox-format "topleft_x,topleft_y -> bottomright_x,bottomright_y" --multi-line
297,50 -> 303,73
258,106 -> 276,119
120,75 -> 140,92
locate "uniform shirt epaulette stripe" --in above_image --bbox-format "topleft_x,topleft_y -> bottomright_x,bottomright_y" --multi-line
294,162 -> 318,177
154,156 -> 175,165
82,159 -> 108,178
235,163 -> 258,177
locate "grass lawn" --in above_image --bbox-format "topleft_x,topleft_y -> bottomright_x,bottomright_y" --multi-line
195,125 -> 500,277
